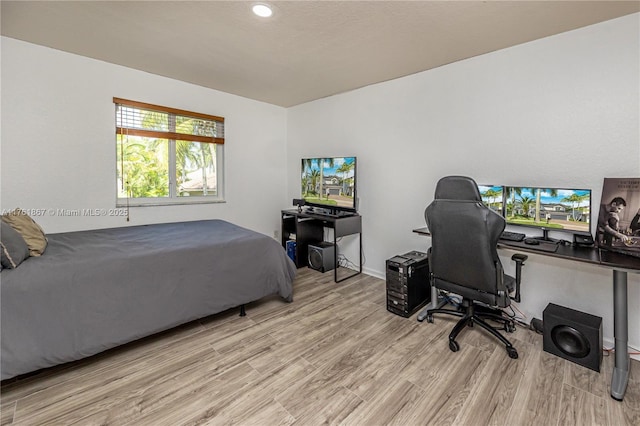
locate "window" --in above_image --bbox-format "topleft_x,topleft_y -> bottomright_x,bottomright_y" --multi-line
114,98 -> 225,206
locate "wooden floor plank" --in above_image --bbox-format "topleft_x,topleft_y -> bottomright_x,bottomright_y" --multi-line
393,346 -> 492,426
558,383 -> 610,426
504,350 -> 565,426
451,338 -> 533,426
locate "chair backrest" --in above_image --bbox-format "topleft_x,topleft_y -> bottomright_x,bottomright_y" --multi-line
425,176 -> 507,305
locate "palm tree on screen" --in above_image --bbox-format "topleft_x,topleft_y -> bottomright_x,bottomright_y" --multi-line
562,193 -> 590,221
337,161 -> 352,195
505,187 -> 523,218
301,159 -> 316,195
534,188 -> 558,223
301,159 -> 314,175
520,196 -> 535,219
318,158 -> 335,200
309,169 -> 320,196
482,188 -> 501,210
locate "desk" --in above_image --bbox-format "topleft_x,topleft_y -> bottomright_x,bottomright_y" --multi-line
282,210 -> 362,283
413,226 -> 640,401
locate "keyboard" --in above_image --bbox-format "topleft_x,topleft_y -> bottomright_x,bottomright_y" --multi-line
500,231 -> 526,242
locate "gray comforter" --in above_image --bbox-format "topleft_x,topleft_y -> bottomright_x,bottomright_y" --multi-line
1,220 -> 296,380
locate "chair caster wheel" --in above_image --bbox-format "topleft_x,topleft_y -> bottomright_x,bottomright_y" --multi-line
507,347 -> 518,359
449,340 -> 460,352
506,322 -> 516,333
426,314 -> 434,323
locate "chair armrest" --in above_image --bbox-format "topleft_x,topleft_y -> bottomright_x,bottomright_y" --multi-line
511,254 -> 528,303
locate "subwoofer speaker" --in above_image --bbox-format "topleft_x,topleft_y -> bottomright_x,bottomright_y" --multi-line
307,242 -> 335,273
543,303 -> 602,372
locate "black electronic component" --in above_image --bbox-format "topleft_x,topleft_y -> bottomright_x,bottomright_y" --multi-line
386,251 -> 431,318
307,242 -> 335,273
573,234 -> 595,246
543,303 -> 603,372
500,231 -> 526,242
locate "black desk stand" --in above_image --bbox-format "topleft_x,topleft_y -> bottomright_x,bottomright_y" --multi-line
282,210 -> 362,283
413,227 -> 639,401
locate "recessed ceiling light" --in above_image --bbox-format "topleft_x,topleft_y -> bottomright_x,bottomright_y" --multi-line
252,4 -> 273,18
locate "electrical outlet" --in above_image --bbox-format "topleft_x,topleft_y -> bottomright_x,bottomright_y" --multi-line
273,230 -> 280,240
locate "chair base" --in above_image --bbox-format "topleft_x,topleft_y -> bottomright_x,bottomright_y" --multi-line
426,299 -> 518,359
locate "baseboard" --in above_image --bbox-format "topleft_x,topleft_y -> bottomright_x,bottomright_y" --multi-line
603,337 -> 640,361
362,266 -> 384,280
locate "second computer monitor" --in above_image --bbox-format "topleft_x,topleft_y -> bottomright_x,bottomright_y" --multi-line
503,186 -> 592,236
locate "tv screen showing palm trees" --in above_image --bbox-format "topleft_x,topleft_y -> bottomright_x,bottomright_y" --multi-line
301,157 -> 356,211
504,186 -> 591,234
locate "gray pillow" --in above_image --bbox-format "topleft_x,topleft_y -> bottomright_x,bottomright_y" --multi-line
1,221 -> 30,269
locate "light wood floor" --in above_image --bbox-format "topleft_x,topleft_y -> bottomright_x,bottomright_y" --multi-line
1,268 -> 638,425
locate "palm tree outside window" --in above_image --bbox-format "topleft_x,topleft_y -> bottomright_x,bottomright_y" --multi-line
114,98 -> 225,206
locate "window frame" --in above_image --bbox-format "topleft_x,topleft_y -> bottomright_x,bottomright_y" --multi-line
114,98 -> 225,207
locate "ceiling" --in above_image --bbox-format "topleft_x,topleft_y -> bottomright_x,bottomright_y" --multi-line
2,1 -> 639,107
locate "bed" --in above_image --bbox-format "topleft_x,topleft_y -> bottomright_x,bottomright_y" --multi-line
1,219 -> 296,380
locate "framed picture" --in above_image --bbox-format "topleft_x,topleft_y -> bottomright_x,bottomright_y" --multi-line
596,178 -> 640,257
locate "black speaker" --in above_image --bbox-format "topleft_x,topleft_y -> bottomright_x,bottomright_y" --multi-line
543,303 -> 603,372
308,242 -> 335,273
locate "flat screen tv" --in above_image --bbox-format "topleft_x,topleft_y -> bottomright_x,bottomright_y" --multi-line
478,184 -> 504,216
503,186 -> 592,240
301,157 -> 357,213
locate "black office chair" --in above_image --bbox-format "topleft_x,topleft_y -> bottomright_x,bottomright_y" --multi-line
421,176 -> 527,359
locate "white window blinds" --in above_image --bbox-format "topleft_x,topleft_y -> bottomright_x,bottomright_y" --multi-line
114,97 -> 224,144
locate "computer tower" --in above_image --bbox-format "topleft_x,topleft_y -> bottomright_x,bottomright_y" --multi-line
308,242 -> 335,273
386,251 -> 431,317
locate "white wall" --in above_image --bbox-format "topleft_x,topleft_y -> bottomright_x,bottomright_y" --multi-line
287,14 -> 640,350
1,37 -> 288,237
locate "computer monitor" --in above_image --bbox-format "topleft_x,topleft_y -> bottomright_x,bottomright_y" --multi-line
503,186 -> 592,241
478,185 -> 504,216
301,156 -> 357,213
